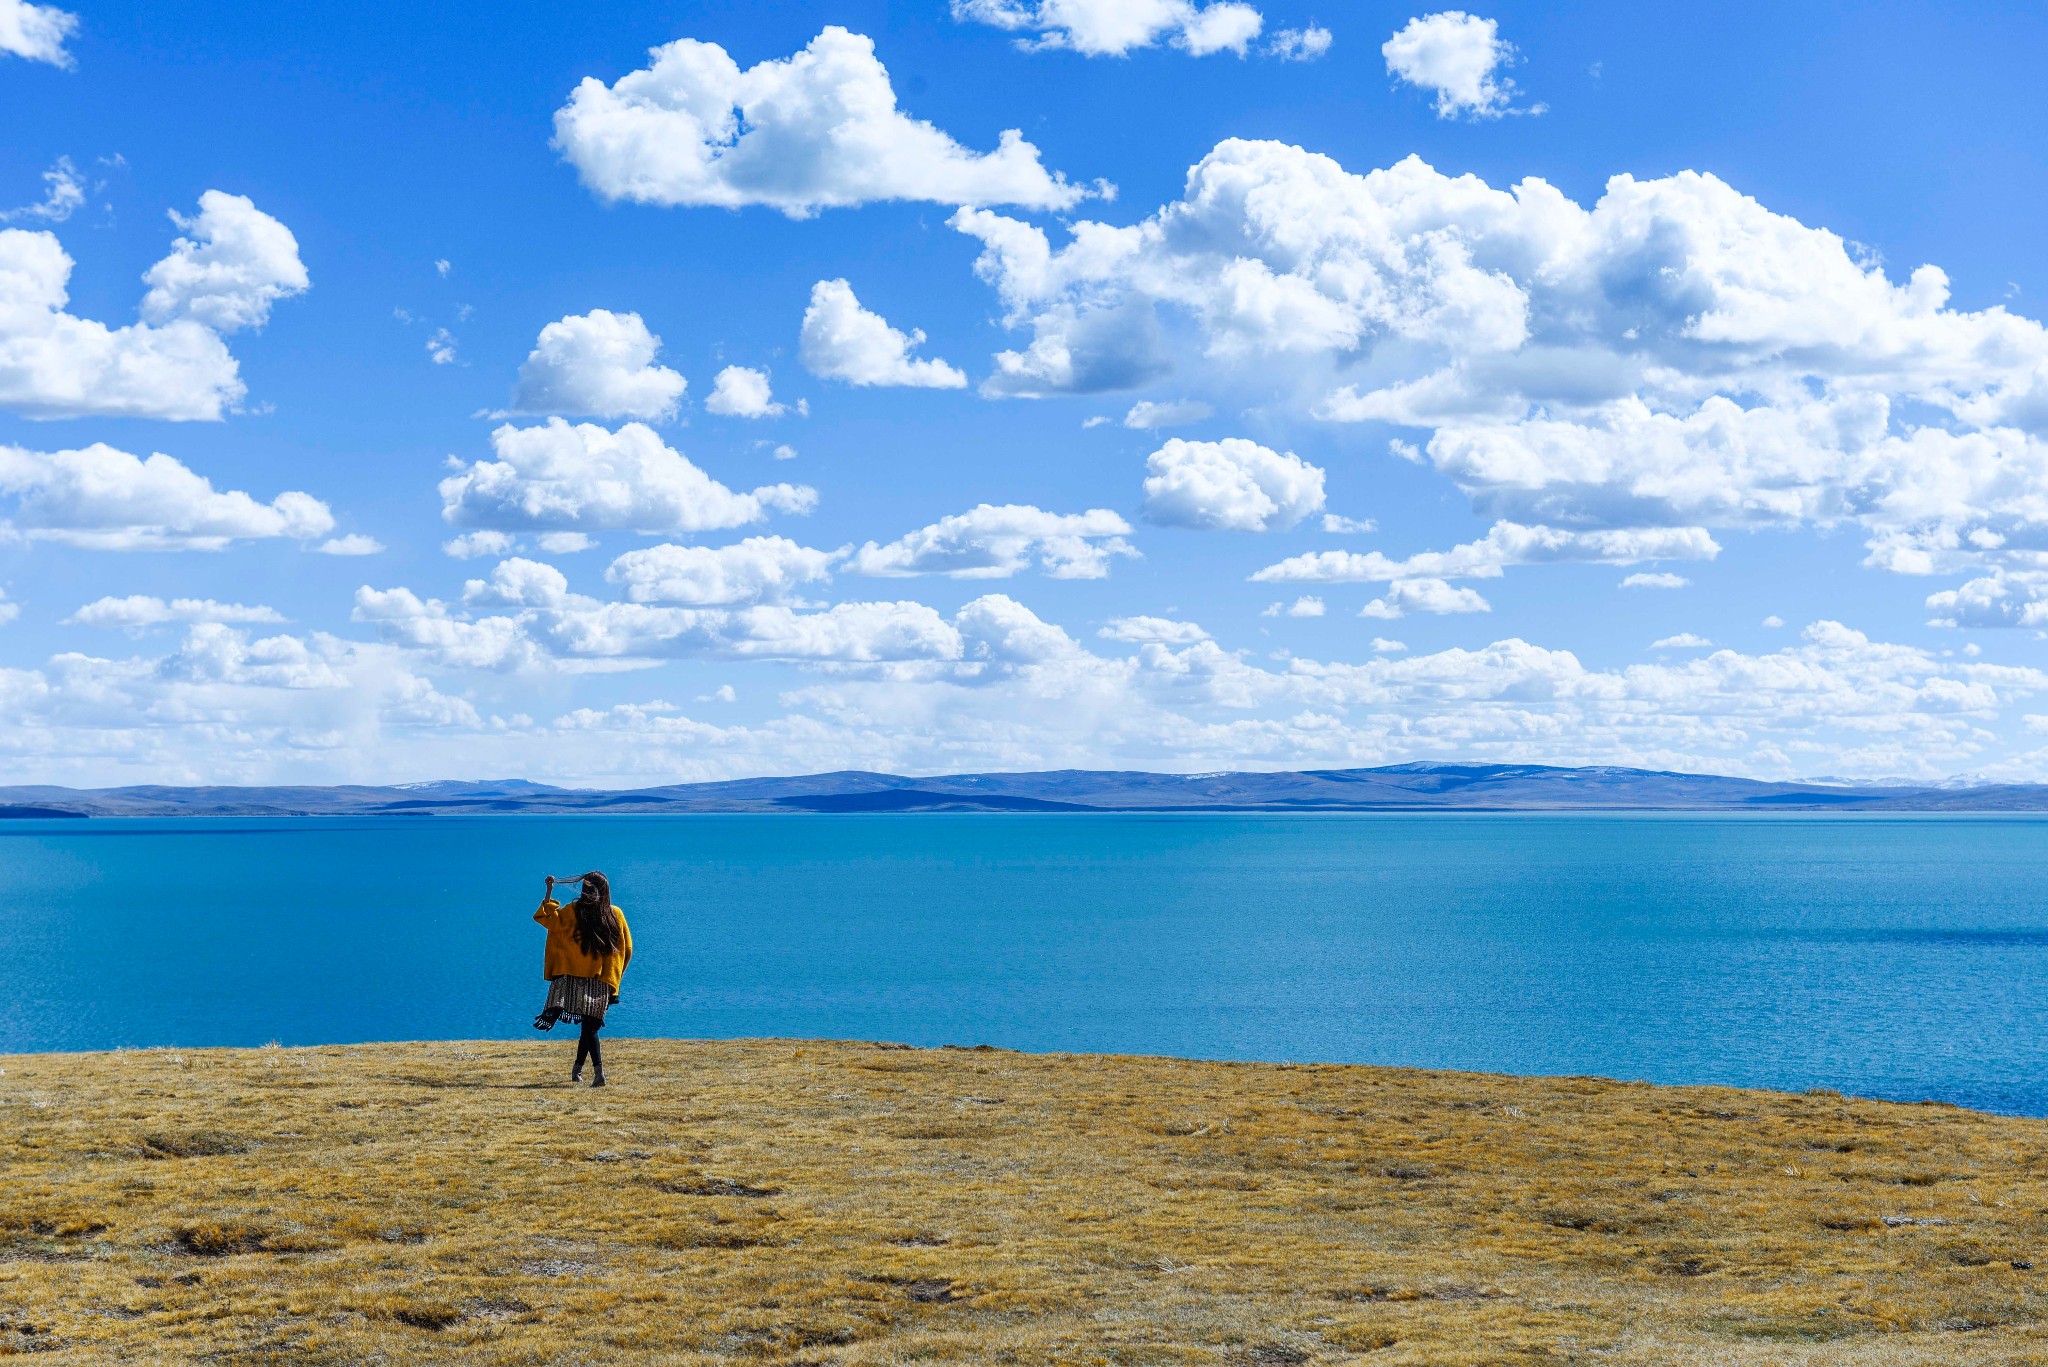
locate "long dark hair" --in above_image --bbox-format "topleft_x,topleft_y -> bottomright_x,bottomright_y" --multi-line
570,871 -> 623,957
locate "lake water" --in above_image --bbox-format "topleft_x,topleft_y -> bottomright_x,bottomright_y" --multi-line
4,813 -> 2046,1114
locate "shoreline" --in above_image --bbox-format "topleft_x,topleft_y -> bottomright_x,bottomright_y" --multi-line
8,1037 -> 2045,1363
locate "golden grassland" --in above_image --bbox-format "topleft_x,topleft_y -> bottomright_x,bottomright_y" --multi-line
6,1039 -> 2048,1365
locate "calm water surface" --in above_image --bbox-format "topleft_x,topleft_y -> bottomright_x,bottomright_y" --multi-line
4,813 -> 2045,1113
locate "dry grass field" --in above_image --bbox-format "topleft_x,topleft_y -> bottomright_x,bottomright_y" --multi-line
5,1038 -> 2048,1365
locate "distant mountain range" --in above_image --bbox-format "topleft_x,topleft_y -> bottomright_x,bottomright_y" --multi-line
5,763 -> 2048,817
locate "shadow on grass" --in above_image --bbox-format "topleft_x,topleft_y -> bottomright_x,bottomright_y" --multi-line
383,1074 -> 566,1091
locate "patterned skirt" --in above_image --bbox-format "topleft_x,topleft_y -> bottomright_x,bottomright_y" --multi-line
544,975 -> 612,1026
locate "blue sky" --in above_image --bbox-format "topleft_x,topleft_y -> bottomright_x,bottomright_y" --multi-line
5,0 -> 2048,786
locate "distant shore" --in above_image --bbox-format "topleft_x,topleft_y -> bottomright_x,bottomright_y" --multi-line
9,761 -> 2048,818
8,1038 -> 2044,1363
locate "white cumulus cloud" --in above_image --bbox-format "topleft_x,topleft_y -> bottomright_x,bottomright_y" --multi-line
1652,633 -> 1714,649
952,0 -> 1265,57
0,442 -> 333,550
316,534 -> 383,556
1359,578 -> 1491,618
439,419 -> 816,535
704,365 -> 787,418
553,26 -> 1091,218
851,503 -> 1136,579
507,309 -> 687,421
0,0 -> 77,66
1924,576 -> 2048,630
800,279 -> 968,389
444,530 -> 518,560
0,191 -> 306,420
1100,615 -> 1210,644
606,536 -> 841,605
1,230 -> 231,420
537,532 -> 595,554
1621,572 -> 1689,590
1142,437 -> 1325,531
66,595 -> 286,629
1382,11 -> 1532,120
356,559 -> 1066,674
952,137 -> 2048,624
140,191 -> 309,334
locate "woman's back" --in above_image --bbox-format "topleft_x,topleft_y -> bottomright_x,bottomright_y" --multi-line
534,897 -> 633,989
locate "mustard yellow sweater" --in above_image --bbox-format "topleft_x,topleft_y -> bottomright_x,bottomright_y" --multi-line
534,899 -> 633,991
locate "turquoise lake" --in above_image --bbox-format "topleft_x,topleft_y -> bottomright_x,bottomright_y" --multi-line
4,813 -> 2045,1114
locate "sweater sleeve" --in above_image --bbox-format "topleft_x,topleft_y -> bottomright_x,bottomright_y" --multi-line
534,898 -> 564,927
617,908 -> 633,974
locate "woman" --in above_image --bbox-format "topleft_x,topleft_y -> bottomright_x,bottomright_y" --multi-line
532,871 -> 632,1086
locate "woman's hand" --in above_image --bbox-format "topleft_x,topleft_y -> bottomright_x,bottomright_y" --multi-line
545,875 -> 556,894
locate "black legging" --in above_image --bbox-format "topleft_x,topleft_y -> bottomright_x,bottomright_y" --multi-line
573,1018 -> 604,1077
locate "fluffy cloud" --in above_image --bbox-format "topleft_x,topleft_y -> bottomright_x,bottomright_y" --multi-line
507,310 -> 687,421
954,138 -> 2048,619
0,442 -> 333,549
1254,522 -> 1718,582
13,599 -> 2048,785
606,536 -> 841,605
1653,633 -> 1713,649
444,530 -> 518,560
1262,596 -> 1325,618
1123,398 -> 1211,429
1142,437 -> 1325,531
1382,12 -> 1533,120
357,556 -> 1092,676
1621,572 -> 1689,589
538,532 -> 594,554
439,419 -> 816,535
1924,576 -> 2048,630
553,26 -> 1090,218
851,503 -> 1136,579
0,192 -> 305,420
799,280 -> 968,388
0,0 -> 76,66
1358,578 -> 1491,618
316,534 -> 383,556
1100,615 -> 1209,643
66,596 -> 286,628
445,530 -> 590,560
952,0 -> 1264,57
2,157 -> 84,223
533,617 -> 2048,787
0,229 -> 236,420
0,625 -> 500,783
704,365 -> 789,418
140,191 -> 309,333
0,589 -> 17,625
